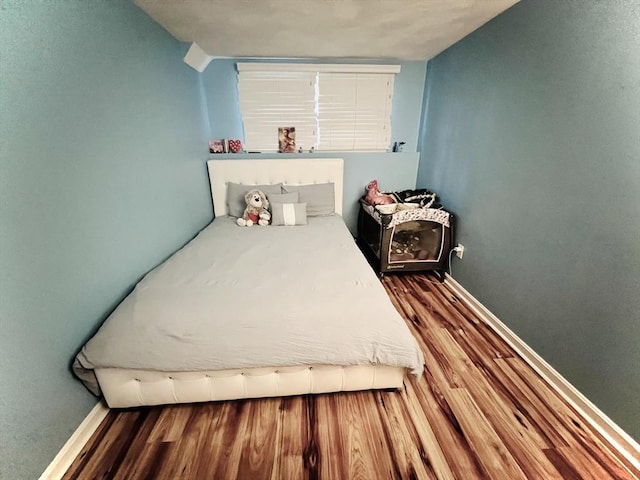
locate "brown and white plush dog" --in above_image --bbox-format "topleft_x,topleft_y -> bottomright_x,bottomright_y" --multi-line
237,189 -> 271,227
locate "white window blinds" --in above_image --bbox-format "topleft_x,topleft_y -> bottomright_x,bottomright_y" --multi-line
237,63 -> 399,152
237,70 -> 317,153
317,73 -> 394,151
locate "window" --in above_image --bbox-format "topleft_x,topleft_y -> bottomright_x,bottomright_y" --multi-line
237,63 -> 400,152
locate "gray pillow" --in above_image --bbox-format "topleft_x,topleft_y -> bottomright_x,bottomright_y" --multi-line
227,182 -> 283,217
271,202 -> 308,226
267,192 -> 299,206
282,183 -> 335,216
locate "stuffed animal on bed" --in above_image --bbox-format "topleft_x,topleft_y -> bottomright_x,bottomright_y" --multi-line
364,179 -> 395,206
237,189 -> 271,227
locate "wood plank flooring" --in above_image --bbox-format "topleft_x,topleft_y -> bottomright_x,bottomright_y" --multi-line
62,274 -> 639,479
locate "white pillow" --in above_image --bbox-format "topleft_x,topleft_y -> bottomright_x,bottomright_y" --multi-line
271,203 -> 308,226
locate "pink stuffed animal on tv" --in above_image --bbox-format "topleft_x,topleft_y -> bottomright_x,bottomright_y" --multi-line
364,179 -> 395,206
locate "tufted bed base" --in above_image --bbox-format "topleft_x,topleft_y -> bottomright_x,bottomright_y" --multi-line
96,364 -> 404,408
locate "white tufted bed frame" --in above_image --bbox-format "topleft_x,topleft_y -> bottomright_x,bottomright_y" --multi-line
94,158 -> 405,408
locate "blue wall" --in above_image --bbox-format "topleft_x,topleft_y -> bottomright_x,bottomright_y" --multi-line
417,0 -> 640,439
0,1 -> 211,478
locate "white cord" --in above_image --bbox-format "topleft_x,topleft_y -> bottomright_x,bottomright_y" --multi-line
448,247 -> 457,278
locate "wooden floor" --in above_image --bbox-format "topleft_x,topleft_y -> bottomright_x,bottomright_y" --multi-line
63,274 -> 639,480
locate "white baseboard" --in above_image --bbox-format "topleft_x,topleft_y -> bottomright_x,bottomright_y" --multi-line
444,274 -> 640,472
39,401 -> 109,480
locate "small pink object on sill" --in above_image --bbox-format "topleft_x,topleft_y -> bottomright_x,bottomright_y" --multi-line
228,139 -> 242,153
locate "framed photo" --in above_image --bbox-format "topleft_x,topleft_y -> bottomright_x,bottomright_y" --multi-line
278,127 -> 296,153
209,139 -> 226,154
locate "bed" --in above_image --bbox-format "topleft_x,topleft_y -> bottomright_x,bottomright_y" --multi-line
73,158 -> 424,408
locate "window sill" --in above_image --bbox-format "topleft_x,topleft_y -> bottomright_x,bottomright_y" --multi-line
207,151 -> 415,160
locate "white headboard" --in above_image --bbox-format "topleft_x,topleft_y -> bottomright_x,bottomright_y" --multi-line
207,158 -> 344,217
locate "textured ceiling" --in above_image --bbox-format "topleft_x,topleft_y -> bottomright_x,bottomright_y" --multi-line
134,0 -> 518,61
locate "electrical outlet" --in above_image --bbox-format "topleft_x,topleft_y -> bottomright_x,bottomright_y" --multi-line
455,243 -> 465,259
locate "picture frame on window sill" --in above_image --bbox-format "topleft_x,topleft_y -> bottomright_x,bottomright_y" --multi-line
278,127 -> 296,153
209,139 -> 226,154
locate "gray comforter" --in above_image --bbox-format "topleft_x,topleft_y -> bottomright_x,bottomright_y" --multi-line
74,215 -> 424,395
